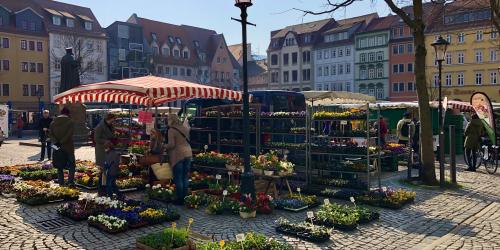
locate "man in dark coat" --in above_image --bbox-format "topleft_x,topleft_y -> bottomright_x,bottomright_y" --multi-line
38,110 -> 53,161
94,113 -> 116,194
464,114 -> 485,171
49,107 -> 75,186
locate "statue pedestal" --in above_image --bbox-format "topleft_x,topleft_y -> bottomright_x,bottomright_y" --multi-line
60,103 -> 89,143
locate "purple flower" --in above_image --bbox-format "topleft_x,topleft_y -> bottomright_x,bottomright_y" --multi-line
0,175 -> 15,182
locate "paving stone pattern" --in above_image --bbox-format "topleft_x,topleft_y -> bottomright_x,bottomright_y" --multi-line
0,138 -> 499,249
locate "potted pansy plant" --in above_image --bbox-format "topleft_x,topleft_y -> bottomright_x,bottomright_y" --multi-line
239,194 -> 257,219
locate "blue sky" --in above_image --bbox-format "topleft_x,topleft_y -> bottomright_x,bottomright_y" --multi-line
62,0 -> 393,55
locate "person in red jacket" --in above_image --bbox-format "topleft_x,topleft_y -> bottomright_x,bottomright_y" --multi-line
16,114 -> 24,138
377,116 -> 388,146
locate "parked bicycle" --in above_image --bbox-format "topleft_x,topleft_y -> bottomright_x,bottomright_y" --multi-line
464,139 -> 498,174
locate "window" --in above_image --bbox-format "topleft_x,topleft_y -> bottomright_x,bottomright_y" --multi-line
408,82 -> 414,92
302,51 -> 311,64
29,62 -> 36,72
360,53 -> 366,62
399,64 -> 404,73
302,69 -> 311,81
52,16 -> 61,25
446,34 -> 452,44
407,43 -> 413,54
338,64 -> 344,75
176,37 -> 182,44
173,67 -> 178,76
162,47 -> 169,56
377,67 -> 383,78
1,37 -> 9,48
283,71 -> 289,82
85,22 -> 93,31
346,63 -> 351,74
338,48 -> 343,57
475,50 -> 483,63
54,61 -> 61,71
22,84 -> 29,96
476,30 -> 483,41
21,40 -> 27,50
28,41 -> 35,51
2,60 -> 9,71
292,52 -> 298,64
360,69 -> 367,79
331,65 -> 336,75
21,62 -> 28,72
368,53 -> 375,62
37,63 -> 43,73
271,54 -> 278,65
369,88 -> 375,97
475,72 -> 483,85
37,85 -> 44,97
393,64 -> 399,74
183,50 -> 189,59
2,84 -> 9,96
317,67 -> 322,77
21,20 -> 27,30
180,68 -> 185,76
368,68 -> 375,79
398,44 -> 404,54
433,74 -> 439,87
407,63 -> 413,72
271,72 -> 279,83
399,82 -> 405,92
392,45 -> 398,54
392,83 -> 399,92
332,49 -> 336,58
490,49 -> 497,62
458,32 -> 465,43
491,31 -> 498,39
445,73 -> 452,86
97,62 -> 103,73
346,47 -> 351,56
30,84 -> 37,96
317,51 -> 322,60
283,54 -> 289,65
457,73 -> 464,86
458,52 -> 465,64
324,66 -> 329,76
292,70 -> 298,82
36,41 -> 42,51
165,67 -> 170,75
377,52 -> 383,61
66,18 -> 74,28
324,50 -> 329,59
324,84 -> 329,91
446,53 -> 452,65
490,71 -> 497,84
173,49 -> 180,58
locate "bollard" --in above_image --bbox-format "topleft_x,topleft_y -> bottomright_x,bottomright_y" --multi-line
449,125 -> 456,184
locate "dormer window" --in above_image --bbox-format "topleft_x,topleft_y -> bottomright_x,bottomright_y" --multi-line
176,37 -> 182,44
168,36 -> 174,44
183,50 -> 189,59
193,41 -> 200,47
173,49 -> 180,58
66,19 -> 74,28
152,46 -> 159,55
53,16 -> 61,25
151,33 -> 157,41
162,46 -> 170,57
84,21 -> 92,31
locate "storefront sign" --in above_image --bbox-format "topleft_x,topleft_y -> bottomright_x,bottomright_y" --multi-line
138,111 -> 153,124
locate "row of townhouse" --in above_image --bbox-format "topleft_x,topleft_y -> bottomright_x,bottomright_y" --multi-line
0,0 -> 241,112
267,0 -> 499,102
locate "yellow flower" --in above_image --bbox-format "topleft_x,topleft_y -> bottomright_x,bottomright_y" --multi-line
188,218 -> 194,225
219,240 -> 225,248
171,222 -> 176,229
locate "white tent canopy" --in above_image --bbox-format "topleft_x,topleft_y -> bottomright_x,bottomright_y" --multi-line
302,91 -> 376,105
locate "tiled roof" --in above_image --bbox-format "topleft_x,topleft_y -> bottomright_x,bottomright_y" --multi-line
228,43 -> 244,62
425,0 -> 492,33
363,15 -> 400,32
323,13 -> 378,34
0,0 -> 47,36
271,18 -> 333,38
33,0 -> 106,38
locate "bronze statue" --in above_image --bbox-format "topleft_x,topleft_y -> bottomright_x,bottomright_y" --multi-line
59,47 -> 80,93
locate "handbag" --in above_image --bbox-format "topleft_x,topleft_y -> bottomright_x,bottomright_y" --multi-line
139,153 -> 161,166
151,162 -> 172,180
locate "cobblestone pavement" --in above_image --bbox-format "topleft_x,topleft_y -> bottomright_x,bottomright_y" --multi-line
0,137 -> 499,249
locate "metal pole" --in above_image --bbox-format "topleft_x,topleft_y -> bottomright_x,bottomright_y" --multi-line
449,125 -> 456,184
377,104 -> 381,189
407,124 -> 413,180
237,3 -> 255,198
438,60 -> 445,187
366,103 -> 370,191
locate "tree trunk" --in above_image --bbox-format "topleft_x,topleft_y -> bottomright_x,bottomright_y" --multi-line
412,1 -> 437,185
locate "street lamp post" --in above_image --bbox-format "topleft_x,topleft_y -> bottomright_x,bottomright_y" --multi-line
233,0 -> 256,198
431,36 -> 449,187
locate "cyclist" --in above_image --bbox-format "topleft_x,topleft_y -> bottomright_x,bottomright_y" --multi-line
464,114 -> 484,171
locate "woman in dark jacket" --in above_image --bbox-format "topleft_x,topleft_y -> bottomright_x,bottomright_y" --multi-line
464,114 -> 484,171
94,113 -> 116,194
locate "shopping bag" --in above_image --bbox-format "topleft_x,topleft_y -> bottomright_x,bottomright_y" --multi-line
151,163 -> 172,181
139,153 -> 161,166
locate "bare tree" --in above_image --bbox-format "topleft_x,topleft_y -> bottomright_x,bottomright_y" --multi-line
50,32 -> 104,82
297,0 -> 439,185
491,0 -> 500,35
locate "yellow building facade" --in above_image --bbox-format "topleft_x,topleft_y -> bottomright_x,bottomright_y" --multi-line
426,26 -> 500,103
0,31 -> 50,111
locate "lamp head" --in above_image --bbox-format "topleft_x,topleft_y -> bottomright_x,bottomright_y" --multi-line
431,36 -> 449,62
235,0 -> 252,8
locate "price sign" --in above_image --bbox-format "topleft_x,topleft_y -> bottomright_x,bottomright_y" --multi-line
341,120 -> 348,125
350,197 -> 355,203
296,187 -> 301,192
223,190 -> 228,196
227,172 -> 232,176
138,111 -> 153,123
307,211 -> 314,218
236,234 -> 245,242
216,174 -> 222,180
324,199 -> 330,205
128,172 -> 133,177
204,145 -> 209,151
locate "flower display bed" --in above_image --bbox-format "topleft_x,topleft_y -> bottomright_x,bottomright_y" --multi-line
310,203 -> 379,231
117,177 -> 146,192
275,194 -> 318,212
275,218 -> 330,243
193,152 -> 230,168
313,111 -> 366,120
0,174 -> 16,197
320,187 -> 416,209
13,181 -> 80,206
75,173 -> 99,190
197,232 -> 294,250
136,225 -> 194,250
146,184 -> 176,203
88,214 -> 128,234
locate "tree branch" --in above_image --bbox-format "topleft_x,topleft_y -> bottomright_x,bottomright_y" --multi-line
293,0 -> 359,16
383,0 -> 414,28
492,0 -> 500,37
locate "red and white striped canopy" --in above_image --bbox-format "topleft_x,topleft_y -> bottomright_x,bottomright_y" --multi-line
430,100 -> 474,112
52,76 -> 243,106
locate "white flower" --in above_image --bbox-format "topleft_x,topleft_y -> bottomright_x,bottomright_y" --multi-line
145,184 -> 151,188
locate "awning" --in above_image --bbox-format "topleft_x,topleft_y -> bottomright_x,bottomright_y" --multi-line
53,75 -> 243,106
429,100 -> 473,112
302,91 -> 376,105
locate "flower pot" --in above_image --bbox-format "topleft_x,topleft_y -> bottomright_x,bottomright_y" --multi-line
225,164 -> 236,171
239,210 -> 256,219
264,170 -> 274,176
